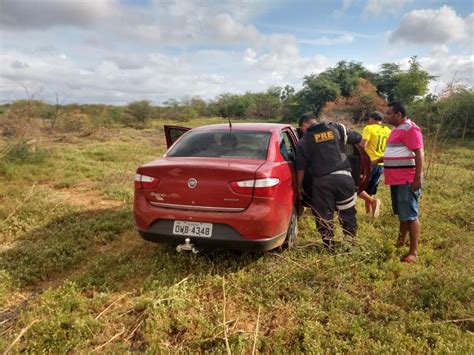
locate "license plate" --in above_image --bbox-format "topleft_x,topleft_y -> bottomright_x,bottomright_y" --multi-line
172,221 -> 213,238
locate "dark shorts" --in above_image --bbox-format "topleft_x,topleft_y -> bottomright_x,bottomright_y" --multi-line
390,183 -> 421,222
365,165 -> 383,195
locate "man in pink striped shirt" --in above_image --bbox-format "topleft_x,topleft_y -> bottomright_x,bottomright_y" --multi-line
373,101 -> 424,263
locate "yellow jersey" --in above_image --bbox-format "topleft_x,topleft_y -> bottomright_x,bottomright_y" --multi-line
361,123 -> 392,164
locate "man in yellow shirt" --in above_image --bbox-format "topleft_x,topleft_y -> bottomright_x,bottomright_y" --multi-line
359,111 -> 391,217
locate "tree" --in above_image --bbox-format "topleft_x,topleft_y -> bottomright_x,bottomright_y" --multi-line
296,75 -> 341,116
266,86 -> 283,98
373,63 -> 402,101
280,85 -> 298,121
189,96 -> 207,116
123,100 -> 153,128
393,56 -> 432,104
374,57 -> 432,104
322,60 -> 371,97
246,92 -> 281,119
39,93 -> 66,132
214,93 -> 251,118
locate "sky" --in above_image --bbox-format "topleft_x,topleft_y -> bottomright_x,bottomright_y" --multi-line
0,0 -> 473,105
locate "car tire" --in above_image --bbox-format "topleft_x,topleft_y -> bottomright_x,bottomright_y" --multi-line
282,207 -> 298,250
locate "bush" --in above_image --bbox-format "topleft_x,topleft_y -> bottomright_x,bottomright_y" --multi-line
246,92 -> 281,119
0,100 -> 42,140
180,107 -> 198,122
409,88 -> 474,139
107,106 -> 125,123
4,141 -> 48,164
123,100 -> 154,128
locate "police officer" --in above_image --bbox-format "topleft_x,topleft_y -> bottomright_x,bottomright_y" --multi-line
296,113 -> 362,248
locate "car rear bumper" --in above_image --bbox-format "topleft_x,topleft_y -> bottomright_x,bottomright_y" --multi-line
137,219 -> 286,251
134,190 -> 293,242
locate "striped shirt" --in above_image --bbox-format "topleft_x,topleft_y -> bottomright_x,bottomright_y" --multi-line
383,119 -> 423,185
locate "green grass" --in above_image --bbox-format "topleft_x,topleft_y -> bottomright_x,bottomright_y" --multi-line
0,119 -> 473,353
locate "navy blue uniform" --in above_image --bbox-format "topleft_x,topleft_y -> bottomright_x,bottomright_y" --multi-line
296,122 -> 362,247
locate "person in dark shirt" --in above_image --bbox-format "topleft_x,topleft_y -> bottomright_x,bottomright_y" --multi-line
296,113 -> 362,248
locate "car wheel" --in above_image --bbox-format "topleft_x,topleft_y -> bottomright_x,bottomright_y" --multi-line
283,208 -> 298,249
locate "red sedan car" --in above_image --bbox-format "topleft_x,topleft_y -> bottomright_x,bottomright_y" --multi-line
134,123 -> 370,252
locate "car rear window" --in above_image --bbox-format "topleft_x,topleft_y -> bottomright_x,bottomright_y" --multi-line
166,130 -> 271,160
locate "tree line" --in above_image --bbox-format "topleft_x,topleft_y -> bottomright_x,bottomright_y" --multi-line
0,56 -> 472,140
141,56 -> 433,123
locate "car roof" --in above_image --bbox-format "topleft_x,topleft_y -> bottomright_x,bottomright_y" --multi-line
191,123 -> 293,133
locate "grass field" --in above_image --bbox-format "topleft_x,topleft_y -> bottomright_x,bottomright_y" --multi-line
1,118 -> 473,353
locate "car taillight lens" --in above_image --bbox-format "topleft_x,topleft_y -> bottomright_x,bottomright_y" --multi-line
230,178 -> 280,197
134,174 -> 159,189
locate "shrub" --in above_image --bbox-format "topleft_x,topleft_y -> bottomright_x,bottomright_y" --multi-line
123,100 -> 154,128
180,107 -> 198,122
107,106 -> 125,123
0,100 -> 42,138
409,87 -> 474,139
4,141 -> 48,164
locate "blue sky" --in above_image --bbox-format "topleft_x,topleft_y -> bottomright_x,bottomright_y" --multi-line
0,0 -> 472,104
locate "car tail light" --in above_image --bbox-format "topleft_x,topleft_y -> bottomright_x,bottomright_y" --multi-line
230,178 -> 280,197
134,174 -> 159,189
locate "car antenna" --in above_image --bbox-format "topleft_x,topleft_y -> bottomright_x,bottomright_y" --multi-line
228,117 -> 232,133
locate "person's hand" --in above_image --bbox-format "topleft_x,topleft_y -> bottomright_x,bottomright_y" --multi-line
411,176 -> 422,192
371,158 -> 382,166
297,187 -> 304,200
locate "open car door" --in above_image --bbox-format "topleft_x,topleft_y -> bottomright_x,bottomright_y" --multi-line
164,125 -> 191,148
347,144 -> 371,194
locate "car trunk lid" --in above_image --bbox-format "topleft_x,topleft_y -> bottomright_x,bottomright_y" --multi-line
138,157 -> 265,211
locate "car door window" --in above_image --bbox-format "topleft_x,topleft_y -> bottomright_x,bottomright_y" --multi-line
280,131 -> 296,162
164,125 -> 190,148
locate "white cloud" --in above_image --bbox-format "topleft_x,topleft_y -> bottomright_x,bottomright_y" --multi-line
243,48 -> 258,65
0,1 -> 331,103
207,13 -> 262,42
364,0 -> 413,16
0,0 -> 271,49
390,6 -> 472,44
0,46 -> 333,104
1,0 -> 470,105
465,13 -> 474,38
430,44 -> 450,56
0,0 -> 118,29
242,45 -> 334,85
334,0 -> 355,17
299,33 -> 355,46
11,60 -> 29,69
342,0 -> 355,11
420,54 -> 474,93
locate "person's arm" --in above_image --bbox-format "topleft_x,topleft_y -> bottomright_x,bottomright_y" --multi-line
360,139 -> 368,149
411,148 -> 424,191
338,123 -> 362,144
401,127 -> 424,191
346,128 -> 362,144
295,142 -> 308,200
372,156 -> 383,165
297,170 -> 305,200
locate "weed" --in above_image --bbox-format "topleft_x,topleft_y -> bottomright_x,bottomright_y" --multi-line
3,142 -> 48,164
